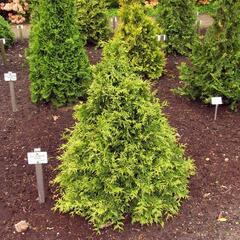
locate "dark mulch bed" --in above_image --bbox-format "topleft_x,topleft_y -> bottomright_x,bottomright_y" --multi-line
0,41 -> 239,240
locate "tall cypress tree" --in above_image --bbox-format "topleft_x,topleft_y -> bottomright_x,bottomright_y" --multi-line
157,0 -> 197,55
54,40 -> 195,231
179,0 -> 240,110
28,0 -> 91,107
112,0 -> 165,80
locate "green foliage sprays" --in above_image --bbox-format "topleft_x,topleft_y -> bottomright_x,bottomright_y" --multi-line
112,0 -> 166,80
28,0 -> 91,107
76,0 -> 110,44
179,0 -> 240,110
157,0 -> 197,55
0,16 -> 14,48
54,40 -> 195,231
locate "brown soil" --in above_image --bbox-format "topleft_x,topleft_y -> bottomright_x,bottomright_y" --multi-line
0,41 -> 239,240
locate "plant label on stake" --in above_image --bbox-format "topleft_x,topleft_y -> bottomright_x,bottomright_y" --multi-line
27,148 -> 48,203
211,97 -> 223,121
112,16 -> 118,30
16,25 -> 23,30
0,38 -> 7,65
157,34 -> 167,42
17,25 -> 24,41
4,72 -> 18,112
0,38 -> 6,45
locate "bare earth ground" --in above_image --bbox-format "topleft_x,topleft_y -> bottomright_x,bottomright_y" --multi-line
0,40 -> 239,240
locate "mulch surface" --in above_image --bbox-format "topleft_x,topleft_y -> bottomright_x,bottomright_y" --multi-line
0,41 -> 239,240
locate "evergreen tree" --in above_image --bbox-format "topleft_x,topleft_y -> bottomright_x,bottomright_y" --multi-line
76,0 -> 110,44
54,40 -> 195,231
28,0 -> 91,107
179,0 -> 240,110
0,16 -> 14,48
157,0 -> 197,55
112,0 -> 165,80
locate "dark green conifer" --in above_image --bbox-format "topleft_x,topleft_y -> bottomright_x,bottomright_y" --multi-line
28,0 -> 91,107
179,0 -> 240,110
0,16 -> 14,48
157,0 -> 197,55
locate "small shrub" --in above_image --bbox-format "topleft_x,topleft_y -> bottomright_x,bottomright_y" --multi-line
0,15 -> 14,48
54,40 -> 195,232
28,0 -> 91,107
157,0 -> 197,55
111,0 -> 165,80
76,0 -> 110,44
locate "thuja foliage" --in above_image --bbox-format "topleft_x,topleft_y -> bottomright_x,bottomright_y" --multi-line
76,0 -> 110,44
54,40 -> 195,231
28,0 -> 91,107
157,0 -> 197,55
107,0 -> 119,8
112,0 -> 165,80
0,16 -> 14,48
178,0 -> 240,110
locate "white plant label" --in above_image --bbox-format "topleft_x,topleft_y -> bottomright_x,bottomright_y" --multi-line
112,16 -> 117,22
0,38 -> 6,45
157,34 -> 167,42
4,72 -> 17,81
27,151 -> 48,165
17,25 -> 24,29
211,97 -> 223,105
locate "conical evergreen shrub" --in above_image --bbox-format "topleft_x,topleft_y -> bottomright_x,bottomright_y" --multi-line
157,0 -> 197,55
111,0 -> 165,80
54,40 -> 195,231
28,0 -> 91,107
76,0 -> 110,44
0,16 -> 14,48
178,0 -> 240,110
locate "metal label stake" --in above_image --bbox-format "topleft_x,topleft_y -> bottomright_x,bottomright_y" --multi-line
0,38 -> 7,65
112,16 -> 118,31
17,25 -> 24,41
4,72 -> 18,112
27,148 -> 48,204
157,34 -> 167,42
214,104 -> 219,121
211,97 -> 223,121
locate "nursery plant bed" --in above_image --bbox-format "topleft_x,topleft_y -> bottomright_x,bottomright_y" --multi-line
0,41 -> 239,240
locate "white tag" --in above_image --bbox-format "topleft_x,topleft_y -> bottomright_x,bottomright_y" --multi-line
28,152 -> 48,164
112,16 -> 117,23
17,25 -> 24,29
4,72 -> 17,81
0,38 -> 6,45
211,97 -> 223,105
157,34 -> 167,42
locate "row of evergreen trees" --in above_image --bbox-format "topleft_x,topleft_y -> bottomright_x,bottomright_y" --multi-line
53,0 -> 195,231
26,0 -> 240,231
28,0 -> 198,106
77,0 -> 197,54
27,0 -> 196,231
